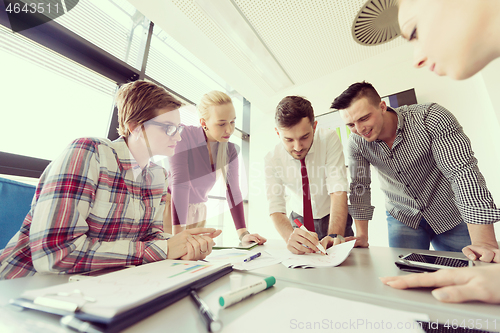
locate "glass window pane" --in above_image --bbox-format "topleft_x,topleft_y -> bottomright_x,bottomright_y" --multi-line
230,94 -> 244,130
54,0 -> 149,70
179,104 -> 200,127
0,25 -> 116,160
147,25 -> 228,104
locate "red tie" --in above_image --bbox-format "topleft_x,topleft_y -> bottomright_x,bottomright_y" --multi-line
300,158 -> 315,232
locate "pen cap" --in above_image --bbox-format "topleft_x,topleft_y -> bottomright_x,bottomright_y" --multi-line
293,219 -> 303,228
263,276 -> 276,289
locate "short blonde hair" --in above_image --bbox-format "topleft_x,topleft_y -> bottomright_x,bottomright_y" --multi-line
197,90 -> 232,120
116,81 -> 183,137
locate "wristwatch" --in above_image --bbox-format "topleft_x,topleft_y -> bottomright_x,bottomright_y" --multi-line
328,234 -> 345,242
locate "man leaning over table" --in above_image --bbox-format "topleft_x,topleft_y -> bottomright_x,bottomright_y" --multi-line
264,95 -> 353,255
331,81 -> 499,262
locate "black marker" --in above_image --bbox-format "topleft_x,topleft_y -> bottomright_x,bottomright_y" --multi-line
190,290 -> 223,332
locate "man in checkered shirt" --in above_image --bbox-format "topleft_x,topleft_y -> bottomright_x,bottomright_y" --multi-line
332,81 -> 499,263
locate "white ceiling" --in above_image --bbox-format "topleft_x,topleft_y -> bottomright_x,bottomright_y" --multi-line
128,0 -> 406,107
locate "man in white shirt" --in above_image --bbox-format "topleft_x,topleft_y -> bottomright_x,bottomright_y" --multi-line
264,96 -> 352,254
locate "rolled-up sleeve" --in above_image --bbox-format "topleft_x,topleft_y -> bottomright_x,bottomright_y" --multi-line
346,137 -> 375,220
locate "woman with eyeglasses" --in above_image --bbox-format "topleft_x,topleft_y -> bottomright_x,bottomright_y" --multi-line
165,91 -> 266,245
0,81 -> 221,279
380,0 -> 500,304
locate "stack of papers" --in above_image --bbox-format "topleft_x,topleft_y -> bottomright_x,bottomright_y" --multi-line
204,249 -> 282,270
205,241 -> 356,270
267,240 -> 356,268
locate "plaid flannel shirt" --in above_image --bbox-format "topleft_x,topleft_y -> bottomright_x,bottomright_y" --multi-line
0,137 -> 170,279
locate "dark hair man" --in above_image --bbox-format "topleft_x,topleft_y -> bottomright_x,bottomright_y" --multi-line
265,96 -> 353,254
333,81 -> 499,262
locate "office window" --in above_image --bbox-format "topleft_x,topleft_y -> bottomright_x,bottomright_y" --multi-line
1,0 -> 251,231
54,0 -> 149,70
0,24 -> 116,160
230,94 -> 244,131
147,25 -> 223,103
146,26 -> 243,128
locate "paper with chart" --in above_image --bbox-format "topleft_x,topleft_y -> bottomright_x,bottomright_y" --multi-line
21,260 -> 230,319
204,249 -> 283,270
204,249 -> 254,264
222,287 -> 429,333
267,240 -> 356,268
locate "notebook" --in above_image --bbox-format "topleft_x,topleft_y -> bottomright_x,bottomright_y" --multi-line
11,260 -> 232,332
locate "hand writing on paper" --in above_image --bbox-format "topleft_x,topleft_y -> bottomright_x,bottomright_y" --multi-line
380,265 -> 500,304
241,233 -> 267,245
167,228 -> 222,260
462,243 -> 500,263
287,228 -> 322,255
344,235 -> 369,248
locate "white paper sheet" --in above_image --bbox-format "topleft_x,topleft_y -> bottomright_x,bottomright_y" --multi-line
232,252 -> 283,271
204,249 -> 254,264
267,240 -> 356,268
204,249 -> 283,270
222,287 -> 428,333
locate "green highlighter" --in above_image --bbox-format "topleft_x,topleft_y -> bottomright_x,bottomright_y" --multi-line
219,276 -> 276,308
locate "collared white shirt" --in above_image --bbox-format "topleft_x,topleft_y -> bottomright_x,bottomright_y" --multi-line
264,128 -> 348,219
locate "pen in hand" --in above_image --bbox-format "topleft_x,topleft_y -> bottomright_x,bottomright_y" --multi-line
190,290 -> 223,333
293,219 -> 327,255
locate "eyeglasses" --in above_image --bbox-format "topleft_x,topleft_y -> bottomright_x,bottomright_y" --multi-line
147,120 -> 184,137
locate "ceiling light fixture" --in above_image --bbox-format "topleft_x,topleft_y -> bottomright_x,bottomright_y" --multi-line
352,0 -> 400,46
193,0 -> 294,92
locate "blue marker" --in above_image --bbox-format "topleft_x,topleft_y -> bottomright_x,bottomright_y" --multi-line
243,252 -> 261,263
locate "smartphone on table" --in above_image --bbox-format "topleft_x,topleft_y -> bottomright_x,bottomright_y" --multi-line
396,253 -> 474,273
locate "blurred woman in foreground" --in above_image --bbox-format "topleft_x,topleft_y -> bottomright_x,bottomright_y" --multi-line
381,0 -> 500,304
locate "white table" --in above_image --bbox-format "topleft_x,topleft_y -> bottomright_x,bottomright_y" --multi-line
0,241 -> 498,332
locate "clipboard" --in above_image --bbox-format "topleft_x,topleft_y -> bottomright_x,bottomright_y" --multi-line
10,261 -> 232,332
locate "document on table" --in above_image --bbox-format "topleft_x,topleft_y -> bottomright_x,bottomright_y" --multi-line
18,260 -> 230,320
266,240 -> 356,268
222,287 -> 429,333
204,249 -> 283,270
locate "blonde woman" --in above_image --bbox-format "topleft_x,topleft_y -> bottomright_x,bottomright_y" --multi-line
380,0 -> 500,304
0,81 -> 221,279
166,91 -> 266,245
